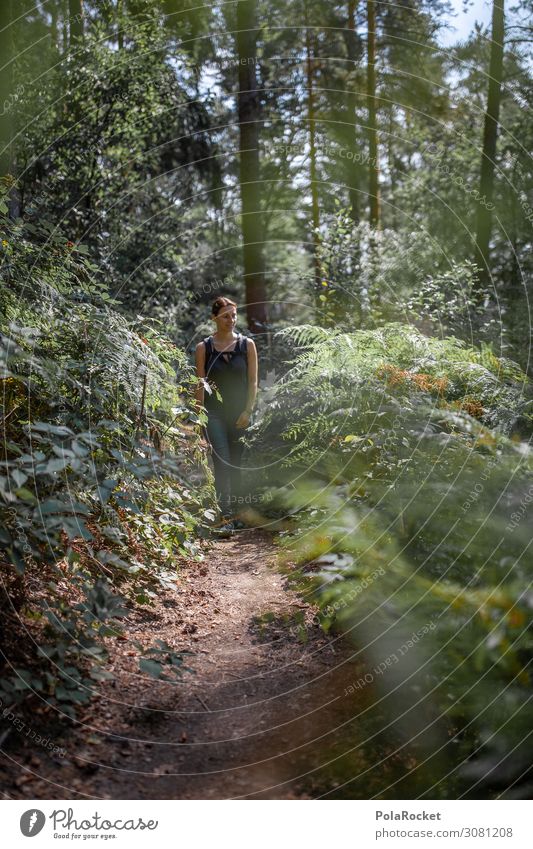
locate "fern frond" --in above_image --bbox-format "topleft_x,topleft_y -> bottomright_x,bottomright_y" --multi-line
275,324 -> 336,348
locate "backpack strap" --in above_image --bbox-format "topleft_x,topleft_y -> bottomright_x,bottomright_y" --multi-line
202,336 -> 213,370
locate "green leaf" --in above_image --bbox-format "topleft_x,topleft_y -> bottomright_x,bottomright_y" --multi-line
0,528 -> 13,544
10,469 -> 28,488
15,487 -> 36,503
31,423 -> 74,437
89,668 -> 115,682
43,458 -> 71,473
40,499 -> 90,515
139,658 -> 163,679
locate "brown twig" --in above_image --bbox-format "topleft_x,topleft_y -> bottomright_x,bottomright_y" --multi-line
194,693 -> 210,712
134,372 -> 147,442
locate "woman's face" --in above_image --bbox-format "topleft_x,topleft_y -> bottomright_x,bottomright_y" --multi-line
214,304 -> 237,333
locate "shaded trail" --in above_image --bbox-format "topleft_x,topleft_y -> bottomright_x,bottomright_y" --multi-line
2,530 -> 370,799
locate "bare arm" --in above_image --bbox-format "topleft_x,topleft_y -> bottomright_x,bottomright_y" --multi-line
236,338 -> 258,429
194,341 -> 206,413
244,338 -> 258,414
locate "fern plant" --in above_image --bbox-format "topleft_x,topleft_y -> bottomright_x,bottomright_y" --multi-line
247,322 -> 533,797
0,195 -> 210,716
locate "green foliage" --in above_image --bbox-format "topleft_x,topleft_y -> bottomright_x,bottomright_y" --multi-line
249,322 -> 533,796
315,209 -> 498,341
136,639 -> 193,682
250,322 -> 531,473
0,190 -> 210,714
16,9 -> 222,330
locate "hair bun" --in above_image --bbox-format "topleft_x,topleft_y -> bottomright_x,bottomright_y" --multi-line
212,296 -> 237,316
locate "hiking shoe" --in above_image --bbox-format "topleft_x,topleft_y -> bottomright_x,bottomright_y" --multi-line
211,520 -> 234,538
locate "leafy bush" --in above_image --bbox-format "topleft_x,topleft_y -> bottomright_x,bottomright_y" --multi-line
315,210 -> 496,342
247,322 -> 531,479
248,323 -> 533,796
0,188 -> 210,716
17,11 -> 221,328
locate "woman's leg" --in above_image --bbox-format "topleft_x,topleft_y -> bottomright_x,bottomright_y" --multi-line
205,414 -> 232,518
227,423 -> 246,517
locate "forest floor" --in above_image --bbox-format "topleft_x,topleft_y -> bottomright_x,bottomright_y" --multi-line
1,528 -> 382,800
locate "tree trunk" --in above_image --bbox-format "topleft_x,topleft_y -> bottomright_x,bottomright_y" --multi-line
508,157 -> 521,300
346,0 -> 360,222
50,1 -> 59,54
305,11 -> 321,303
236,0 -> 269,341
366,0 -> 380,228
387,105 -> 396,230
62,0 -> 69,54
117,0 -> 124,50
474,0 -> 504,283
0,0 -> 14,178
69,0 -> 84,45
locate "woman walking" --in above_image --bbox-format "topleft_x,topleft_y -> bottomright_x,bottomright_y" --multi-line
195,297 -> 258,533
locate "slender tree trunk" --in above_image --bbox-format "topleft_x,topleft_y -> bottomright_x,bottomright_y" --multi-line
50,2 -> 59,54
305,12 -> 321,302
405,108 -> 413,169
66,0 -> 86,223
62,0 -> 69,54
366,0 -> 380,228
508,159 -> 521,300
117,0 -> 124,50
387,105 -> 396,230
236,0 -> 269,341
69,0 -> 84,45
0,0 -> 14,178
0,0 -> 20,218
346,0 -> 360,222
474,0 -> 504,283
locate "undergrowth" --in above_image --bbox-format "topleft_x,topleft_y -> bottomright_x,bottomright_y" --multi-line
0,183 -> 211,719
247,323 -> 533,797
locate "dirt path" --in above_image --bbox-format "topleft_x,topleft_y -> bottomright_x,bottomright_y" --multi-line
2,529 -> 369,800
